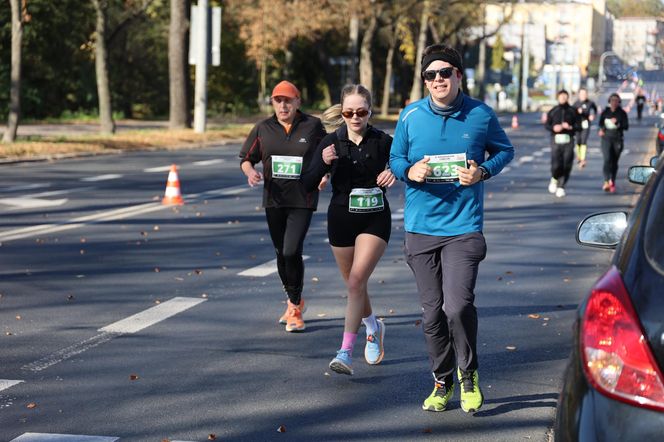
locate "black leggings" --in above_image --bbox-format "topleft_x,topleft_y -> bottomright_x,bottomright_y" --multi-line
550,138 -> 575,187
601,136 -> 624,182
575,127 -> 591,145
265,207 -> 313,305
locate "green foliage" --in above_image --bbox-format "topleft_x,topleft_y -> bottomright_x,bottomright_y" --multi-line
607,0 -> 664,17
491,35 -> 506,72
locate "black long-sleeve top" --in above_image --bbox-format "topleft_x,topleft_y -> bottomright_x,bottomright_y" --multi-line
572,99 -> 598,124
301,124 -> 392,207
546,103 -> 579,136
599,106 -> 629,139
239,111 -> 326,209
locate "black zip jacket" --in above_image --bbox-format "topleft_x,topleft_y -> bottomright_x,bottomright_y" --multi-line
572,99 -> 598,124
599,106 -> 629,139
301,124 -> 392,207
239,111 -> 326,209
546,103 -> 579,136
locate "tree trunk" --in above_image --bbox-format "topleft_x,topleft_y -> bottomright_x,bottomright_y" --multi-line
3,0 -> 23,143
92,0 -> 116,135
169,0 -> 191,128
359,9 -> 378,92
409,0 -> 430,103
347,12 -> 359,84
380,25 -> 397,117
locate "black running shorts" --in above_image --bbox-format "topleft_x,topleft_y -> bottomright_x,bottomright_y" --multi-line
327,202 -> 391,247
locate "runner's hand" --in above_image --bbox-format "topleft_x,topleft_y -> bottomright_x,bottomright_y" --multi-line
318,173 -> 330,191
247,169 -> 263,187
553,124 -> 563,132
376,169 -> 396,187
322,144 -> 338,165
407,157 -> 432,182
458,159 -> 481,186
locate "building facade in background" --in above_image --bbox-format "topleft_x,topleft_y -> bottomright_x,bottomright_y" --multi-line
611,18 -> 664,70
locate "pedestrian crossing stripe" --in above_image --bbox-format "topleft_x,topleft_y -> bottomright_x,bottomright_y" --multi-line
238,256 -> 310,277
10,434 -> 118,442
0,379 -> 23,392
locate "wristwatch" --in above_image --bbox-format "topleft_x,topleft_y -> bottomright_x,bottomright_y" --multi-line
479,165 -> 490,181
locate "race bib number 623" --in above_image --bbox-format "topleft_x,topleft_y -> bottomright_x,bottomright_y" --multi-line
424,153 -> 467,183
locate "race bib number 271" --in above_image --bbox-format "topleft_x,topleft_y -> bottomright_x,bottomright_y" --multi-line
424,153 -> 467,183
271,155 -> 302,179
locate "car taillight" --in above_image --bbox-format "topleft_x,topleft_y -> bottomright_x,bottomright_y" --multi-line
581,266 -> 664,412
658,130 -> 664,141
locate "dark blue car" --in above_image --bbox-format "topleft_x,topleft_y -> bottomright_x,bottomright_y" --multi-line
555,157 -> 664,441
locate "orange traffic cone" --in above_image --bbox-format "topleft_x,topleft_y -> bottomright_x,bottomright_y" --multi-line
511,115 -> 519,129
162,164 -> 184,205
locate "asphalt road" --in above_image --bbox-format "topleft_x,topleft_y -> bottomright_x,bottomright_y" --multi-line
0,111 -> 659,442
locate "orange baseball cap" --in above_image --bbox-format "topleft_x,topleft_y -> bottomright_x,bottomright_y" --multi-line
271,80 -> 300,99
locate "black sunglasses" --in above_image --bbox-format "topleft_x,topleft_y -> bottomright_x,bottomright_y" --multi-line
422,67 -> 456,81
341,109 -> 370,118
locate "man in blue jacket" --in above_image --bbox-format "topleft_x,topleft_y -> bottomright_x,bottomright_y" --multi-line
390,44 -> 514,413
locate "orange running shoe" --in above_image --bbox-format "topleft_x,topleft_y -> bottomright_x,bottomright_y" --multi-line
285,301 -> 305,332
279,299 -> 305,325
602,181 -> 611,192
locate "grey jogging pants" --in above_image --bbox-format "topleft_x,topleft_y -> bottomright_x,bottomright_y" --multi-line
404,231 -> 487,384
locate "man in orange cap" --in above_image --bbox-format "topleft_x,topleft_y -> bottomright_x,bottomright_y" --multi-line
239,80 -> 326,332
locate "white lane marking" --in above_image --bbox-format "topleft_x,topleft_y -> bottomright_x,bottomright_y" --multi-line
26,187 -> 95,198
0,185 -> 253,242
0,197 -> 68,209
192,159 -> 225,166
23,297 -> 206,372
80,174 -> 122,182
4,183 -> 51,192
10,434 -> 118,442
143,165 -> 173,173
0,379 -> 23,392
534,150 -> 544,157
239,256 -> 310,277
518,155 -> 534,164
589,147 -> 601,154
22,332 -> 119,373
391,208 -> 404,221
99,297 -> 207,334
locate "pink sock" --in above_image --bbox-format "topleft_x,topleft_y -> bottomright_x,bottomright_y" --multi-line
341,332 -> 358,354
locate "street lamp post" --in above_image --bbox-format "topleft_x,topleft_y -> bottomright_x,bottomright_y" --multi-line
598,51 -> 617,88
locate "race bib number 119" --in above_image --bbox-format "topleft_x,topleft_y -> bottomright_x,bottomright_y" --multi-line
425,153 -> 467,183
271,155 -> 303,179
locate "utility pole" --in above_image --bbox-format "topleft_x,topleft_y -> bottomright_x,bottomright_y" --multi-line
193,0 -> 209,134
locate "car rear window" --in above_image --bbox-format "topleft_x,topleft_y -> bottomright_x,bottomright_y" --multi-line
644,174 -> 664,274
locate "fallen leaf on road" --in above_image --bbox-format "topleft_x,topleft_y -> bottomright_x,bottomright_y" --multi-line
317,313 -> 326,317
15,315 -> 21,320
80,249 -> 85,255
311,277 -> 319,282
506,346 -> 517,351
153,225 -> 160,231
129,374 -> 139,381
277,425 -> 286,433
208,435 -> 216,440
67,295 -> 75,301
497,276 -> 503,281
175,277 -> 184,281
80,238 -> 87,243
194,269 -> 203,275
415,320 -> 422,326
196,212 -> 202,217
140,231 -> 148,237
528,314 -> 541,319
155,300 -> 161,304
505,271 -> 513,275
389,309 -> 394,314
563,278 -> 571,283
422,428 -> 432,434
202,294 -> 208,298
221,266 -> 228,270
6,332 -> 13,336
26,403 -> 37,409
378,280 -> 384,284
154,267 -> 160,273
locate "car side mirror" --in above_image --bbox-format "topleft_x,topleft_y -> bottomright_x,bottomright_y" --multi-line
651,156 -> 659,168
576,211 -> 628,249
628,165 -> 656,185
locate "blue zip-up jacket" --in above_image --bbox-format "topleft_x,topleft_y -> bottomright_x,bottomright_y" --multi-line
389,95 -> 514,236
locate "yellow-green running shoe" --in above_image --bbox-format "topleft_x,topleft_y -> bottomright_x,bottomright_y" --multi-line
458,368 -> 483,412
422,381 -> 454,412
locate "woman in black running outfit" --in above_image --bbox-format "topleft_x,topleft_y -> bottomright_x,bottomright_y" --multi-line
302,84 -> 394,376
239,80 -> 326,333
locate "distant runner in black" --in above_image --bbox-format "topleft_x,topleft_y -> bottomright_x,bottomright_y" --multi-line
598,93 -> 629,193
572,88 -> 597,169
546,90 -> 579,198
239,80 -> 326,332
635,88 -> 647,122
